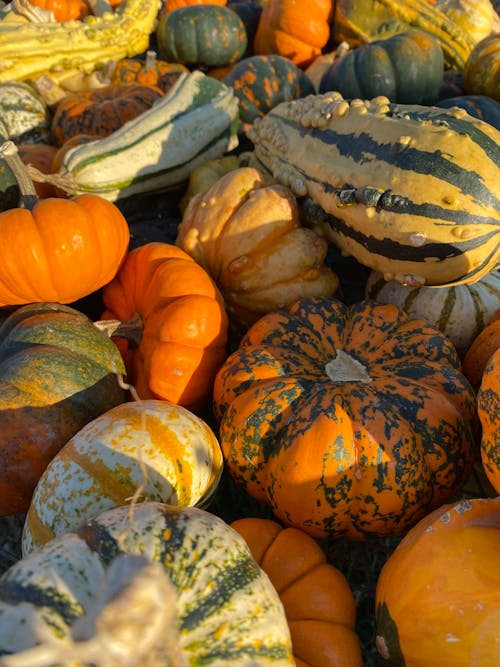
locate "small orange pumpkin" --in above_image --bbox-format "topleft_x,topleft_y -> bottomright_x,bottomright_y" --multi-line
231,517 -> 363,667
476,345 -> 500,493
159,0 -> 227,18
253,0 -> 333,68
462,308 -> 500,387
28,0 -> 91,22
100,241 -> 228,412
110,50 -> 189,93
50,83 -> 164,147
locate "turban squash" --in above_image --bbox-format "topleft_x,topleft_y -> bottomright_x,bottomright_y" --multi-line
213,296 -> 476,540
101,241 -> 228,412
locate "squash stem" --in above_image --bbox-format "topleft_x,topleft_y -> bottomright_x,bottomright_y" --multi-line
94,313 -> 144,348
0,141 -> 38,211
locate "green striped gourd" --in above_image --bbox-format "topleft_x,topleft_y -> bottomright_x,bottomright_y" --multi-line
0,81 -> 51,144
40,70 -> 239,201
365,269 -> 500,357
247,92 -> 500,287
0,502 -> 295,666
22,399 -> 224,555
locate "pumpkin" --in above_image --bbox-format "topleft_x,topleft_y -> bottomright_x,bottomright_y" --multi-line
231,517 -> 363,667
253,0 -> 333,68
155,4 -> 247,68
365,269 -> 500,358
18,143 -> 58,199
28,0 -> 91,21
213,296 -> 476,540
0,502 -> 295,665
462,309 -> 500,387
51,132 -> 96,173
463,32 -> 500,100
436,93 -> 500,130
0,80 -> 51,145
221,54 -> 315,131
161,0 -> 227,14
50,82 -> 164,147
22,399 -> 224,554
0,302 -> 126,517
109,50 -> 189,93
176,167 -> 339,329
476,347 -> 500,493
100,241 -> 228,412
178,154 -> 241,213
319,30 -> 445,105
0,141 -> 130,307
375,496 -> 500,666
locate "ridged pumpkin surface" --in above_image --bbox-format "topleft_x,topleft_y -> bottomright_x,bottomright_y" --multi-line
375,496 -> 500,666
213,296 -> 476,540
22,399 -> 224,554
0,502 -> 295,665
0,303 -> 126,516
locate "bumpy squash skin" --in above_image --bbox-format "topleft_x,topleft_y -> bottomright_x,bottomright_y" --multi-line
213,296 -> 476,540
0,502 -> 296,665
436,94 -> 500,130
156,4 -> 248,67
247,93 -> 500,288
0,303 -> 126,517
319,30 -> 444,105
375,497 -> 500,667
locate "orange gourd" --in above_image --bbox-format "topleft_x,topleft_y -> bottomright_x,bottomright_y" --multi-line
253,0 -> 333,68
462,308 -> 500,387
100,242 -> 228,411
110,50 -> 189,93
375,496 -> 500,666
476,345 -> 500,493
160,0 -> 227,17
28,0 -> 91,21
0,141 -> 130,307
231,517 -> 363,667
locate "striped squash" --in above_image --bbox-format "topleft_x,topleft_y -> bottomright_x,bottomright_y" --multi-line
365,269 -> 500,357
22,399 -> 224,555
0,502 -> 295,665
42,71 -> 239,201
247,92 -> 500,288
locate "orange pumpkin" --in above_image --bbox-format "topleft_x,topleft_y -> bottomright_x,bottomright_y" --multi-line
231,517 -> 363,667
0,141 -> 130,307
50,83 -> 164,147
28,0 -> 91,21
160,0 -> 227,17
462,308 -> 500,388
100,242 -> 228,411
253,0 -> 333,68
375,496 -> 500,666
110,50 -> 189,93
476,346 -> 500,493
213,296 -> 476,540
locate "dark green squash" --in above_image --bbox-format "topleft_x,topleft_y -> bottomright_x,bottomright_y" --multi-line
227,1 -> 264,57
0,302 -> 126,517
436,95 -> 500,131
319,30 -> 444,104
156,4 -> 248,68
222,54 -> 315,131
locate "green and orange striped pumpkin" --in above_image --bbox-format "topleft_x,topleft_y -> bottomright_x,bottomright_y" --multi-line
213,296 -> 476,541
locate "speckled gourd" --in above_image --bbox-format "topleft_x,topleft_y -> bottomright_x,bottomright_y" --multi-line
247,92 -> 500,287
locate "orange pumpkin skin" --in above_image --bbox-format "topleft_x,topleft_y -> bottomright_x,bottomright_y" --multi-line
161,0 -> 226,13
110,51 -> 189,93
253,0 -> 333,68
101,242 -> 228,411
18,144 -> 59,199
0,195 -> 130,307
375,496 -> 500,666
214,297 -> 476,540
50,83 -> 164,146
28,0 -> 90,21
231,517 -> 363,667
462,313 -> 500,388
477,346 -> 500,493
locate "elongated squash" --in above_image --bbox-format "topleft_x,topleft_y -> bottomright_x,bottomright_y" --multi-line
0,0 -> 161,85
33,70 -> 239,200
247,92 -> 500,287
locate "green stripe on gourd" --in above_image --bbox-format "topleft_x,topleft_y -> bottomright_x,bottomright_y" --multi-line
0,502 -> 294,665
247,92 -> 500,287
40,71 -> 239,201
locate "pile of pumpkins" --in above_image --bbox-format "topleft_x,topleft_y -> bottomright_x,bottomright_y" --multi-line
0,0 -> 499,665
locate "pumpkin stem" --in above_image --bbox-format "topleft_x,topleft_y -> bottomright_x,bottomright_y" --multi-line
325,349 -> 372,383
94,313 -> 144,348
0,141 -> 38,210
0,555 -> 187,667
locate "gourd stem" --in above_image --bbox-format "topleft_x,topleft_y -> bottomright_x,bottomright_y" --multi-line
325,349 -> 372,383
0,141 -> 38,211
94,313 -> 144,348
145,49 -> 157,71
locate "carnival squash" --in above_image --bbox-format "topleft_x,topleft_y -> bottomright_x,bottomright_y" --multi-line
375,496 -> 500,666
213,296 -> 476,540
463,32 -> 500,100
0,302 -> 126,516
109,50 -> 188,93
476,347 -> 500,493
462,309 -> 500,387
0,502 -> 295,665
253,0 -> 333,68
0,141 -> 130,307
231,517 -> 363,667
100,242 -> 228,411
176,167 -> 339,328
22,399 -> 224,553
0,80 -> 51,145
